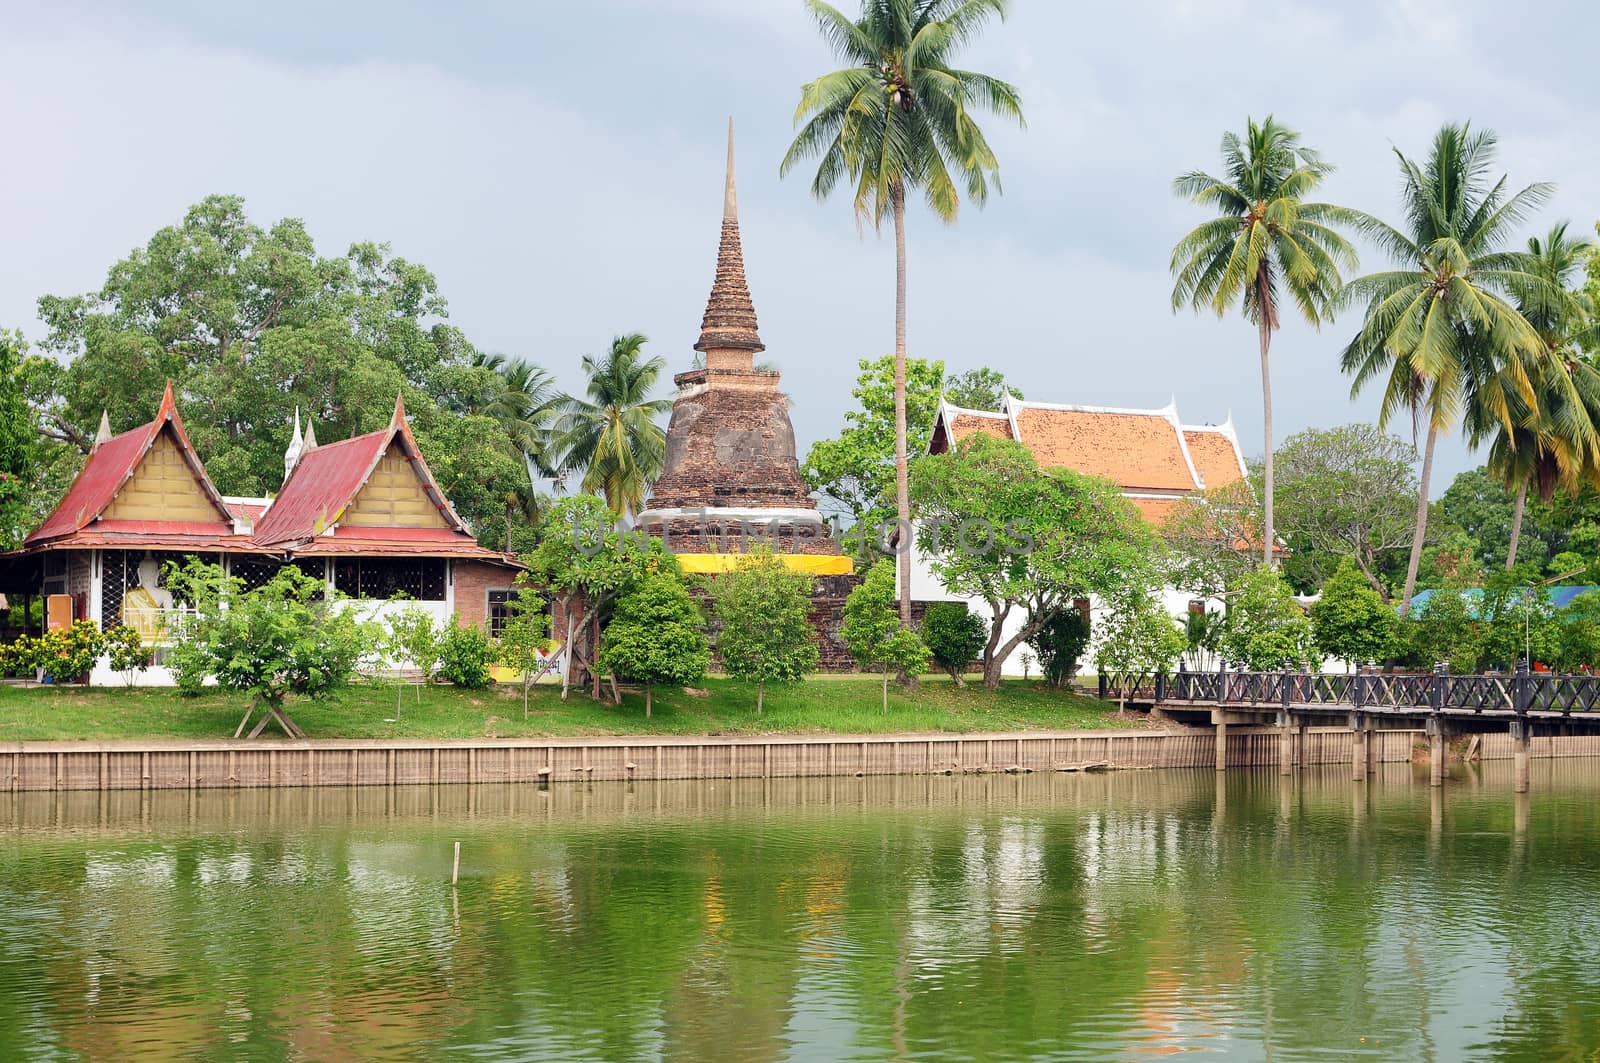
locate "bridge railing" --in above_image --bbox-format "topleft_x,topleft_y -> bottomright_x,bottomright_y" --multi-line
1101,664 -> 1600,716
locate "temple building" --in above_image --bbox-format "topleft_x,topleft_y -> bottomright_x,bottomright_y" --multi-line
908,393 -> 1251,676
637,121 -> 854,664
0,384 -> 521,685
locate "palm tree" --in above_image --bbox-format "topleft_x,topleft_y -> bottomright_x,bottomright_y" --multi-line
1335,124 -> 1553,613
555,333 -> 671,519
782,0 -> 1024,620
1475,223 -> 1599,569
1170,117 -> 1362,565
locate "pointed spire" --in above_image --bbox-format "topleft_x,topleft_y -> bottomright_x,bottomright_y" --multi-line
303,418 -> 318,451
392,392 -> 407,426
284,407 -> 304,485
694,117 -> 764,364
158,380 -> 177,419
93,410 -> 112,448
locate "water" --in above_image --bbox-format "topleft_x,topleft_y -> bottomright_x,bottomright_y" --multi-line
3,763 -> 1599,1061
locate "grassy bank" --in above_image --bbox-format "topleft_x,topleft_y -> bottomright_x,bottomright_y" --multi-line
0,675 -> 1143,741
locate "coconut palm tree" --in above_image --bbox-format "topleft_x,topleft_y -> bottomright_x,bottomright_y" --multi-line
782,0 -> 1024,620
1170,117 -> 1362,565
1336,124 -> 1554,613
1474,223 -> 1599,569
555,333 -> 671,520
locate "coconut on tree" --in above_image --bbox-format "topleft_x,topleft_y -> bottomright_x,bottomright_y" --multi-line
1335,124 -> 1554,611
1169,116 -> 1362,565
782,0 -> 1024,620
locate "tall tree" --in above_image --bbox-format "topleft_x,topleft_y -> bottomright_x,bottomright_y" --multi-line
943,367 -> 1020,410
1170,116 -> 1362,565
0,330 -> 40,549
555,333 -> 671,520
1471,223 -> 1599,568
1336,124 -> 1554,612
782,0 -> 1024,620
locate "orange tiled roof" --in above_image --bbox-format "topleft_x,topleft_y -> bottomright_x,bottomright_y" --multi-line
1182,427 -> 1247,490
949,412 -> 1013,441
1010,405 -> 1199,491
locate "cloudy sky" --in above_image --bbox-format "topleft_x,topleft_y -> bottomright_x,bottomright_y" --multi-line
3,0 -> 1596,490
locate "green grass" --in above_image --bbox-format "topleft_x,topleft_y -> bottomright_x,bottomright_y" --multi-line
0,675 -> 1146,741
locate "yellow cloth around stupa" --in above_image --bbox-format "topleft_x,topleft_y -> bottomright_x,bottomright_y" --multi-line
672,553 -> 853,576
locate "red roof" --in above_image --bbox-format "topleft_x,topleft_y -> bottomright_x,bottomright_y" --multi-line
252,429 -> 389,545
26,382 -> 234,546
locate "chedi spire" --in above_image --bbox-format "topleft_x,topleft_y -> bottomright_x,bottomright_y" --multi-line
694,117 -> 764,366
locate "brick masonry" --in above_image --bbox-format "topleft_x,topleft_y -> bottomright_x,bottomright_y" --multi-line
453,560 -> 516,630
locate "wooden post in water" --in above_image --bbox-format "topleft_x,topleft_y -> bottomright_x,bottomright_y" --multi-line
1277,711 -> 1294,777
452,841 -> 461,886
1351,724 -> 1368,782
1212,709 -> 1228,773
1511,719 -> 1531,795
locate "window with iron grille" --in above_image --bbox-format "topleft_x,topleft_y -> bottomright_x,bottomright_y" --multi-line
99,550 -> 219,631
230,555 -> 288,593
487,589 -> 517,637
332,557 -> 447,601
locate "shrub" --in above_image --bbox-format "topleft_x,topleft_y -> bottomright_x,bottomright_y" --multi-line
841,561 -> 931,711
1310,560 -> 1398,666
103,624 -> 153,686
711,547 -> 818,715
1028,608 -> 1090,688
387,606 -> 441,684
438,620 -> 495,689
36,620 -> 103,682
1219,565 -> 1315,669
599,570 -> 709,717
921,602 -> 986,687
0,633 -> 37,678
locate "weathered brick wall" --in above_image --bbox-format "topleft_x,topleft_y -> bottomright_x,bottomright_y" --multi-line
453,560 -> 517,630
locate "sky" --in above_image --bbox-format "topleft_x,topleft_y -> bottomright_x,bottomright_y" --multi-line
3,0 -> 1597,493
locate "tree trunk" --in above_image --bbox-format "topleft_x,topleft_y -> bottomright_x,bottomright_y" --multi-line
523,677 -> 530,721
645,682 -> 652,719
1506,480 -> 1527,570
1256,271 -> 1276,567
891,181 -> 912,623
948,664 -> 967,689
882,672 -> 889,714
757,679 -> 764,716
504,501 -> 514,554
1399,421 -> 1440,616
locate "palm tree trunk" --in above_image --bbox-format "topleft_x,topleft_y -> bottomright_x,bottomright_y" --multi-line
1506,480 -> 1527,570
1256,275 -> 1275,567
1399,422 -> 1440,616
891,181 -> 912,623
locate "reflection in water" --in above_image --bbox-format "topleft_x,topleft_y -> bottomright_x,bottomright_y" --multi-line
4,763 -> 1600,1060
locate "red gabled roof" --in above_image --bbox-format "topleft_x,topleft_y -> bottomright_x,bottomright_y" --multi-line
26,382 -> 235,546
252,395 -> 474,547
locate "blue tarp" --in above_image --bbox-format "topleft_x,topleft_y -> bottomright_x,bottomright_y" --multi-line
1408,585 -> 1600,618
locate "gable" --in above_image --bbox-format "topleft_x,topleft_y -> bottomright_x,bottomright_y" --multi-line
1013,407 -> 1199,491
100,427 -> 230,525
339,441 -> 452,530
1183,430 -> 1246,490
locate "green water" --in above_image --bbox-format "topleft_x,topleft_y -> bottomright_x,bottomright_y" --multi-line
2,764 -> 1599,1061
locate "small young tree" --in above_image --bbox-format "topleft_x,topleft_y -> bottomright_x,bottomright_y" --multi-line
438,620 -> 495,689
1029,608 -> 1091,689
841,561 -> 932,712
165,559 -> 376,738
1399,582 -> 1482,673
921,601 -> 986,687
496,591 -> 552,720
385,606 -> 440,714
1219,565 -> 1315,670
712,548 -> 819,715
1095,593 -> 1185,711
103,623 -> 153,687
1310,560 -> 1399,668
598,569 -> 708,717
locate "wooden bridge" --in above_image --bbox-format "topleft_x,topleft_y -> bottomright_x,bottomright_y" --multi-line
1097,663 -> 1600,792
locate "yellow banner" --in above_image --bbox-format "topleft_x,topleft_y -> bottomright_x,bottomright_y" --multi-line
674,553 -> 854,576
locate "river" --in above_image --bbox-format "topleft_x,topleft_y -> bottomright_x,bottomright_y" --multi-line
2,762 -> 1598,1061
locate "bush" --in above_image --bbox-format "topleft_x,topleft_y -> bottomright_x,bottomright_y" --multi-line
1219,565 -> 1315,669
922,602 -> 986,687
1310,560 -> 1398,666
438,620 -> 495,689
600,569 -> 709,717
0,633 -> 37,678
103,624 -> 153,686
1029,608 -> 1090,688
35,620 -> 103,682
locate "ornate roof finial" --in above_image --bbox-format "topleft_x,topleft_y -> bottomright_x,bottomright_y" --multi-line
694,117 -> 765,363
94,410 -> 112,448
284,407 -> 304,484
392,392 -> 407,425
303,418 -> 318,451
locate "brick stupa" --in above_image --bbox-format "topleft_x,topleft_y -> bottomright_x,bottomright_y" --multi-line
639,120 -> 850,573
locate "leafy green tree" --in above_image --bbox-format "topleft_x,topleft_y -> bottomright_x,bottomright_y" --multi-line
102,624 -> 152,687
555,333 -> 670,520
1472,223 -> 1600,569
943,368 -> 1020,411
783,0 -> 1024,621
1171,116 -> 1362,563
1028,608 -> 1091,689
912,434 -> 1156,687
1219,564 -> 1315,670
599,570 -> 708,717
1336,124 -> 1553,612
1274,424 -> 1418,596
386,606 -> 440,707
1309,560 -> 1398,667
1556,590 -> 1600,670
0,330 -> 40,549
1478,569 -> 1562,670
711,548 -> 819,715
1162,476 -> 1266,598
840,561 -> 930,711
524,494 -> 681,698
801,355 -> 944,553
920,601 -> 986,687
495,588 -> 552,720
1094,593 -> 1185,710
438,621 -> 495,689
164,559 -> 376,737
1399,582 -> 1482,673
